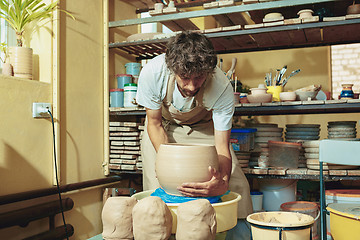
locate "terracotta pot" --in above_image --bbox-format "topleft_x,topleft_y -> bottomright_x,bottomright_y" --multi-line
347,4 -> 360,15
2,62 -> 13,76
156,143 -> 219,196
9,46 -> 33,80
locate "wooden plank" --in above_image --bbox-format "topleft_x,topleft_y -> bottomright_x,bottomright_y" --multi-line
160,20 -> 183,31
304,28 -> 322,43
287,29 -> 307,45
323,23 -> 360,43
250,32 -> 275,48
268,168 -> 287,175
227,12 -> 251,26
329,170 -> 347,176
286,168 -> 308,175
213,14 -> 234,27
215,36 -> 241,51
269,30 -> 292,46
347,170 -> 360,176
210,38 -> 227,52
250,168 -> 268,175
231,34 -> 257,49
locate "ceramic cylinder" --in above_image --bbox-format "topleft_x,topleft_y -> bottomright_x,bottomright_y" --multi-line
9,46 -> 33,80
155,143 -> 219,196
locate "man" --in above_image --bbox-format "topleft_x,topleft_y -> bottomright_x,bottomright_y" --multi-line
136,31 -> 252,239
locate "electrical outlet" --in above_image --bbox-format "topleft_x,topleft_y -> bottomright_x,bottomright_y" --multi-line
32,103 -> 51,118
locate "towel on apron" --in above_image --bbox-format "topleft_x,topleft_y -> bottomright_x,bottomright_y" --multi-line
141,74 -> 253,219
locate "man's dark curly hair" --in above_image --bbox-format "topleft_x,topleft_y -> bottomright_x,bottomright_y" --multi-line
165,31 -> 217,79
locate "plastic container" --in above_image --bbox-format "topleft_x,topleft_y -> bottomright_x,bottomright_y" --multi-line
124,83 -> 137,107
109,88 -> 124,107
280,201 -> 319,239
230,128 -> 257,152
250,191 -> 263,212
267,85 -> 283,102
116,74 -> 132,89
327,203 -> 360,240
258,179 -> 297,211
325,189 -> 360,237
125,62 -> 141,76
132,190 -> 241,234
268,141 -> 302,168
247,211 -> 314,240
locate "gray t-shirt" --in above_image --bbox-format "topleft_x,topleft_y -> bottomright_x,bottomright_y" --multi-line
136,54 -> 234,131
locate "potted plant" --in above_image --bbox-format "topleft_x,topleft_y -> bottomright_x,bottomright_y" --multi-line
0,0 -> 73,79
0,42 -> 13,76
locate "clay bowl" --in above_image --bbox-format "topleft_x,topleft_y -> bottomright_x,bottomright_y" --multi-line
250,87 -> 268,95
347,4 -> 360,15
247,93 -> 272,103
156,143 -> 219,196
298,9 -> 314,19
280,91 -> 297,102
295,91 -> 318,101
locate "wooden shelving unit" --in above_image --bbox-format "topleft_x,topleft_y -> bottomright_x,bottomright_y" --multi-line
105,0 -> 360,177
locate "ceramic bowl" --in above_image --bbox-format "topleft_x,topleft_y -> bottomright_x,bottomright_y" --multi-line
295,91 -> 318,101
280,91 -> 296,102
264,12 -> 283,20
250,88 -> 268,95
247,93 -> 272,103
347,4 -> 360,15
298,9 -> 314,19
156,143 -> 219,196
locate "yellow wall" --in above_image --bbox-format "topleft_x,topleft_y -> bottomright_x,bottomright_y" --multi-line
0,1 -> 136,239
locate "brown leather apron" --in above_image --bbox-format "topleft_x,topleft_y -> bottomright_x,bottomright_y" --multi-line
141,74 -> 253,218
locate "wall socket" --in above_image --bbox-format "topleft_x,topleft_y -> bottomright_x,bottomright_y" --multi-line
32,103 -> 51,118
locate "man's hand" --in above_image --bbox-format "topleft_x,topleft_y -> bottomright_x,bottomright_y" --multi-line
177,166 -> 229,197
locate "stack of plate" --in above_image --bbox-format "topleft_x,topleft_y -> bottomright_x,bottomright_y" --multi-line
303,140 -> 358,170
252,123 -> 283,147
327,121 -> 357,139
285,124 -> 320,142
235,151 -> 251,168
248,123 -> 283,169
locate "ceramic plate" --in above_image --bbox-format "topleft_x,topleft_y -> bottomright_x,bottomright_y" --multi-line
285,135 -> 320,140
286,124 -> 320,128
285,131 -> 319,136
286,127 -> 320,132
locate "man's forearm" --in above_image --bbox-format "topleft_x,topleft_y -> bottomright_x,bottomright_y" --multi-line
147,121 -> 168,152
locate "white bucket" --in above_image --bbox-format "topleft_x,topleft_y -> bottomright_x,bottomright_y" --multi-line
258,179 -> 297,211
250,191 -> 263,212
247,211 -> 314,240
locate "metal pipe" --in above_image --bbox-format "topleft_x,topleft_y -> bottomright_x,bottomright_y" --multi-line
0,176 -> 124,205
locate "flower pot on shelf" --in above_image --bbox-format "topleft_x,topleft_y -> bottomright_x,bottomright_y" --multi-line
2,62 -> 13,76
9,46 -> 33,80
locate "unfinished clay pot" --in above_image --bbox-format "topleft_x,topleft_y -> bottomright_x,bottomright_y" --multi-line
347,4 -> 360,15
156,143 -> 219,196
297,9 -> 314,19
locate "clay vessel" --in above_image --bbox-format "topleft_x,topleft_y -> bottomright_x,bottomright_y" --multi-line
247,93 -> 272,103
297,9 -> 314,19
347,4 -> 360,15
156,143 -> 219,196
250,87 -> 267,95
279,91 -> 296,102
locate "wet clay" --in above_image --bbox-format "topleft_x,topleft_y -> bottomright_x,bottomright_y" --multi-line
176,199 -> 217,240
101,196 -> 137,240
132,196 -> 172,240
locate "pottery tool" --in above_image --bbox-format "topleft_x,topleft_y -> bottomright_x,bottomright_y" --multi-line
226,57 -> 237,80
219,58 -> 223,71
277,65 -> 287,85
235,76 -> 238,92
282,69 -> 301,87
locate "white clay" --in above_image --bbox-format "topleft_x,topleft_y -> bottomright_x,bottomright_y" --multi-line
176,199 -> 217,240
101,196 -> 137,240
132,196 -> 172,240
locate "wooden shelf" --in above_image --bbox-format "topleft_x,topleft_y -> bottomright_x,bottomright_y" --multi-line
109,101 -> 360,116
243,168 -> 360,180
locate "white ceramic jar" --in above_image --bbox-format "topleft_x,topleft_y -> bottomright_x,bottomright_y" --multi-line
123,83 -> 137,107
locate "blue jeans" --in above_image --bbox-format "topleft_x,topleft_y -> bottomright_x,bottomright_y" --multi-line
225,219 -> 252,240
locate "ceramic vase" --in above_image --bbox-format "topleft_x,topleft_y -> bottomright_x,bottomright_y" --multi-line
340,84 -> 354,99
9,46 -> 33,80
155,143 -> 219,196
2,62 -> 13,76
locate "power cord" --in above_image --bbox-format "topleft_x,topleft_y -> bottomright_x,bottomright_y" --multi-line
48,109 -> 70,240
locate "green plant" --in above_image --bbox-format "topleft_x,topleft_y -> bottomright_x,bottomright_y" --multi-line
0,42 -> 8,63
0,0 -> 74,47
